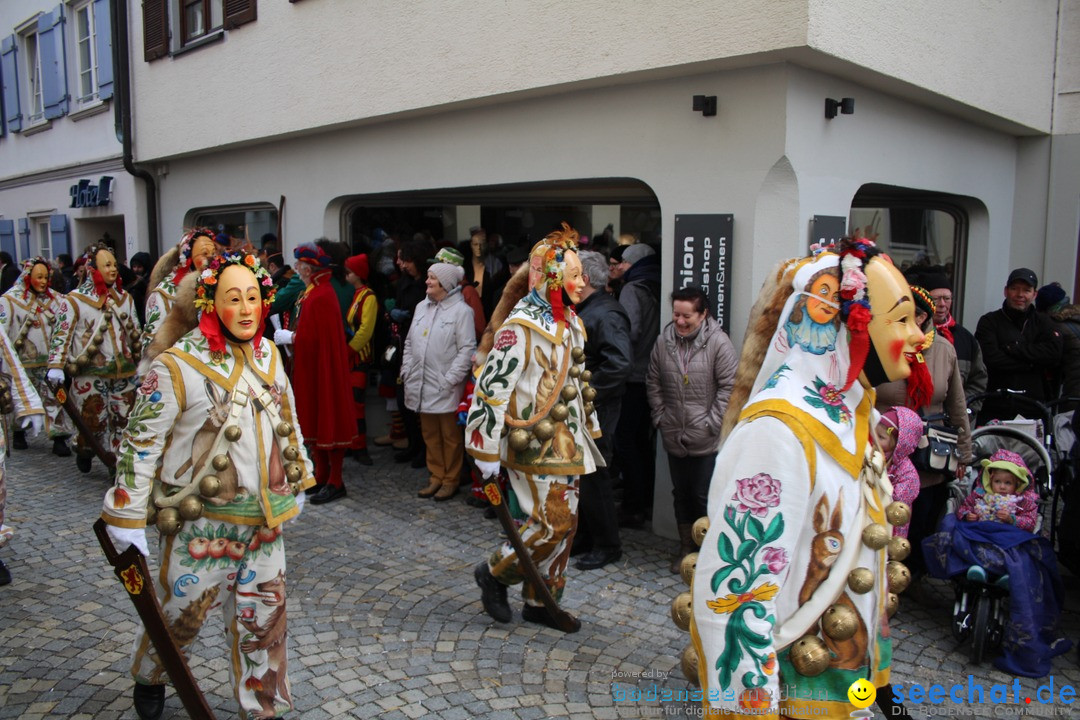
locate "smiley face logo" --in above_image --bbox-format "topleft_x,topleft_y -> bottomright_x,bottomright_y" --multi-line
847,678 -> 876,709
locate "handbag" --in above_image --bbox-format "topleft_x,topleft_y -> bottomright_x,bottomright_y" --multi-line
911,423 -> 959,475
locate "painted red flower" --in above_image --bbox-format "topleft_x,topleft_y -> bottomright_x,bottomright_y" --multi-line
114,487 -> 130,509
494,329 -> 517,351
470,428 -> 484,448
138,370 -> 159,396
731,473 -> 781,517
244,676 -> 263,692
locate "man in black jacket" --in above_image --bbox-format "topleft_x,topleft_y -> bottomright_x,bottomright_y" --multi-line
975,267 -> 1062,423
572,251 -> 632,570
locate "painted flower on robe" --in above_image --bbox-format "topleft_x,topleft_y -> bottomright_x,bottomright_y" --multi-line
731,473 -> 781,517
470,428 -> 484,448
244,676 -> 263,692
494,329 -> 517,351
762,653 -> 777,675
138,371 -> 159,396
707,582 -> 780,614
761,546 -> 789,574
113,487 -> 130,509
803,377 -> 852,424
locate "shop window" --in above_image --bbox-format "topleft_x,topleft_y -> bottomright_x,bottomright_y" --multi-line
70,0 -> 114,105
143,0 -> 256,61
190,204 -> 277,251
1,5 -> 71,132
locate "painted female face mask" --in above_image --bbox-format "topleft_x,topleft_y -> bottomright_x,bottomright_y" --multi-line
95,249 -> 118,286
215,264 -> 263,342
190,235 -> 217,272
865,257 -> 926,382
29,263 -> 50,293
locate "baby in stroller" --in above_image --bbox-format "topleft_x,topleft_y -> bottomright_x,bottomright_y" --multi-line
923,449 -> 1071,677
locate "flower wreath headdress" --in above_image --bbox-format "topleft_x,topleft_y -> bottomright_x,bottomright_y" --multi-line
194,252 -> 276,354
173,227 -> 216,284
19,256 -> 54,301
80,243 -> 121,297
529,222 -> 580,324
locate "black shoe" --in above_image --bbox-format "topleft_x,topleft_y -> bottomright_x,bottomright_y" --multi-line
410,454 -> 426,469
0,559 -> 10,586
465,495 -> 490,509
133,683 -> 165,720
353,449 -> 374,466
52,438 -> 72,457
309,484 -> 347,505
305,484 -> 323,496
76,454 -> 92,474
394,448 -> 417,463
569,538 -> 591,557
474,562 -> 512,623
11,431 -> 27,450
521,603 -> 581,633
575,548 -> 622,571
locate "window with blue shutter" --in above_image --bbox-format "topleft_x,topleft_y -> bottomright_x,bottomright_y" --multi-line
17,219 -> 31,261
0,220 -> 15,260
50,214 -> 70,258
93,0 -> 113,100
1,35 -> 20,132
38,6 -> 69,120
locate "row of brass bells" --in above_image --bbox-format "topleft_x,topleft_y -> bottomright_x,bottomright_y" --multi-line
675,515 -> 709,686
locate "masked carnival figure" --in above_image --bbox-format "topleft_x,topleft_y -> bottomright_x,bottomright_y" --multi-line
680,239 -> 926,718
100,252 -> 315,720
467,223 -> 604,630
141,228 -> 219,348
0,257 -> 71,456
47,244 -> 142,474
0,316 -> 45,586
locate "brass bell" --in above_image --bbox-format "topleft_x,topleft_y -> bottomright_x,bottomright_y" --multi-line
886,592 -> 899,617
670,591 -> 692,631
691,516 -> 709,546
549,404 -> 570,422
789,635 -> 830,677
86,343 -> 100,356
224,425 -> 242,442
102,310 -> 113,321
679,552 -> 698,585
888,536 -> 911,562
211,454 -> 231,472
886,501 -> 912,527
560,384 -> 578,402
178,495 -> 204,521
283,445 -> 300,461
289,481 -> 302,496
76,353 -> 89,367
13,339 -> 23,351
286,463 -> 303,482
275,422 -> 292,437
887,561 -> 911,593
847,567 -> 874,594
64,362 -> 79,376
93,331 -> 105,344
861,523 -> 890,550
199,475 -> 221,498
680,644 -> 701,687
533,419 -> 556,441
582,386 -> 597,403
156,507 -> 182,536
120,312 -> 129,320
570,347 -> 584,363
508,428 -> 531,451
821,604 -> 859,641
580,370 -> 592,384
568,365 -> 581,379
583,402 -> 594,416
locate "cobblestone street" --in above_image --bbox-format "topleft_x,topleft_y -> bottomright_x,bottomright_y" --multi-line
2,421 -> 1079,719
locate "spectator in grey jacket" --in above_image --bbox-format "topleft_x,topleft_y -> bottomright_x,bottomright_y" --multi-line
572,251 -> 633,571
401,261 -> 477,501
647,287 -> 736,572
615,243 -> 661,528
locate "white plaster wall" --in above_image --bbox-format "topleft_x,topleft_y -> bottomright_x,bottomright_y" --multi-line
129,0 -> 1058,161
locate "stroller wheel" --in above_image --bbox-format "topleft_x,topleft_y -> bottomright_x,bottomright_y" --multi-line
971,594 -> 992,664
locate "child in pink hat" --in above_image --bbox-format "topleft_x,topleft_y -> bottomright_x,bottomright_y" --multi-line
956,448 -> 1039,531
876,406 -> 923,537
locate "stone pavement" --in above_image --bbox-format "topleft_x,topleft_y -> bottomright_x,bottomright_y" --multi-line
1,429 -> 1079,719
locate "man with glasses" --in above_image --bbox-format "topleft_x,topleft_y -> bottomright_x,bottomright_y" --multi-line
920,272 -> 987,413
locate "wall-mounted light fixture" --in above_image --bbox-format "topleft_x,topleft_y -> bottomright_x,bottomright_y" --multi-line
825,97 -> 855,119
693,95 -> 717,117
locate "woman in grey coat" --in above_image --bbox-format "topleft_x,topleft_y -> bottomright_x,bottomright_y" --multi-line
401,261 -> 477,501
646,287 -> 737,572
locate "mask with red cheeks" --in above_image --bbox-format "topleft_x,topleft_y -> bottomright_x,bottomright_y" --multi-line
29,263 -> 50,293
190,235 -> 216,272
865,258 -> 926,382
215,265 -> 263,341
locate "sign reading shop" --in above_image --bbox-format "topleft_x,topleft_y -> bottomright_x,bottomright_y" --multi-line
673,214 -> 733,330
69,176 -> 114,208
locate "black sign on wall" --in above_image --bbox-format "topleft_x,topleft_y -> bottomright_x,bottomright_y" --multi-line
810,215 -> 846,250
673,214 -> 733,331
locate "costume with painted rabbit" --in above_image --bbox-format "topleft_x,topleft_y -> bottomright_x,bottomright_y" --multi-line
467,224 -> 603,611
101,252 -> 315,719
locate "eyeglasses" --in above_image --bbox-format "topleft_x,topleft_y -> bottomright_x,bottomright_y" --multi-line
930,294 -> 952,303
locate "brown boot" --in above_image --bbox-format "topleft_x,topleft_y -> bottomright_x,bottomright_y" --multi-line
417,477 -> 441,498
670,523 -> 695,574
433,481 -> 459,502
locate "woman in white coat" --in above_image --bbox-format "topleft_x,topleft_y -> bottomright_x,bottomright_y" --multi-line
401,260 -> 476,500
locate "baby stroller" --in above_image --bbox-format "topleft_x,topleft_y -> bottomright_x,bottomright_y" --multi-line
943,392 -> 1055,665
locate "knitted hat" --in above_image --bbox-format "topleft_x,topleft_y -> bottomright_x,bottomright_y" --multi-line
621,243 -> 655,267
429,262 -> 464,292
909,285 -> 936,319
1035,283 -> 1068,313
980,448 -> 1031,494
294,243 -> 332,267
345,254 -> 369,281
430,247 -> 465,267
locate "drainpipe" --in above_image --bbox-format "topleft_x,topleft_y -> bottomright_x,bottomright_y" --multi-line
110,0 -> 159,256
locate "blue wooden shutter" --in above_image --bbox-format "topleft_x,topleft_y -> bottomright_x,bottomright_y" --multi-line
1,35 -> 20,132
93,0 -> 113,100
0,220 -> 14,259
50,214 -> 69,258
38,6 -> 69,120
17,219 -> 30,261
